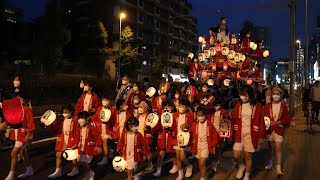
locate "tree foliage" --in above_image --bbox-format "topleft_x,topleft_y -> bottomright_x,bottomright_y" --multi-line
152,37 -> 168,77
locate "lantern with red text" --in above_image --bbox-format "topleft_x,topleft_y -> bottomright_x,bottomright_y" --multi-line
223,62 -> 228,71
215,43 -> 223,52
209,47 -> 216,56
2,98 -> 24,128
221,47 -> 229,56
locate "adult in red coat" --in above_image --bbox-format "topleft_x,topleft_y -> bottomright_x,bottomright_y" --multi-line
5,101 -> 35,180
263,87 -> 291,176
231,86 -> 265,180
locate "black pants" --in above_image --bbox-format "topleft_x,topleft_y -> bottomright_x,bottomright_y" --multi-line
312,101 -> 320,121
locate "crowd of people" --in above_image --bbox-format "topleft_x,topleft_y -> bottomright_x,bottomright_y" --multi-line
0,74 -> 293,180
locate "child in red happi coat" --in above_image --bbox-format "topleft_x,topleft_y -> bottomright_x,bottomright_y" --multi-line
117,117 -> 149,180
112,99 -> 132,142
129,94 -> 142,118
190,107 -> 219,180
48,104 -> 78,178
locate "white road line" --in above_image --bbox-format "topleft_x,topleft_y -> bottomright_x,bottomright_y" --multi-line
1,137 -> 57,150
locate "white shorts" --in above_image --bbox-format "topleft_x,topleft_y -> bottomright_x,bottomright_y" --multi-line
233,134 -> 255,153
126,161 -> 137,170
101,134 -> 111,140
77,152 -> 93,163
267,131 -> 283,143
196,148 -> 209,159
14,141 -> 24,148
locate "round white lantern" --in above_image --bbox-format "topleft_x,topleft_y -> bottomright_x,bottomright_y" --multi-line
146,113 -> 159,129
40,110 -> 57,126
63,149 -> 79,161
113,156 -> 127,172
227,50 -> 235,59
209,47 -> 216,56
249,42 -> 256,49
264,116 -> 271,130
101,108 -> 111,123
177,130 -> 190,147
188,52 -> 194,59
239,53 -> 246,61
221,47 -> 229,56
263,50 -> 270,57
224,79 -> 231,87
146,87 -> 156,97
161,112 -> 173,128
252,43 -> 258,51
234,53 -> 240,63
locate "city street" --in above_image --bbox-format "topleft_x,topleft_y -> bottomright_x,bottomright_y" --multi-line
1,110 -> 319,180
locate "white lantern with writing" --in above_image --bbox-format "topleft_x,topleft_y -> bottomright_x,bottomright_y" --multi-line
63,149 -> 79,161
101,108 -> 111,123
146,113 -> 159,129
264,116 -> 271,130
146,87 -> 156,98
177,130 -> 190,147
113,156 -> 127,172
221,47 -> 229,56
161,112 -> 173,128
40,110 -> 57,126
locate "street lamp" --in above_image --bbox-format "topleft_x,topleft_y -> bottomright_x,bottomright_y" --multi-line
118,12 -> 126,79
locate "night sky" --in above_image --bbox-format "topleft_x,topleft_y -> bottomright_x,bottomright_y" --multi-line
7,0 -> 320,59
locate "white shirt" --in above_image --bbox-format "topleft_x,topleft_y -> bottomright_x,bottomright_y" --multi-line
241,103 -> 252,128
272,103 -> 281,121
83,94 -> 92,111
198,121 -> 208,151
126,133 -> 135,162
80,127 -> 87,151
177,114 -> 186,142
119,112 -> 126,137
213,111 -> 221,132
138,115 -> 146,137
63,118 -> 72,145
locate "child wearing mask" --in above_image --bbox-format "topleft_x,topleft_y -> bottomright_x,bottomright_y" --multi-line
127,82 -> 146,107
112,99 -> 132,142
48,104 -> 78,178
151,87 -> 168,115
117,117 -> 149,180
129,94 -> 142,118
264,87 -> 291,176
190,107 -> 219,180
73,111 -> 103,180
153,100 -> 176,177
169,99 -> 194,180
172,90 -> 181,110
198,83 -> 215,112
95,96 -> 116,166
5,97 -> 35,180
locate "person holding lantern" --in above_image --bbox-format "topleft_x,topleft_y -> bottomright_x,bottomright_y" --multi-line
151,84 -> 168,114
189,107 -> 219,180
264,87 -> 291,176
73,111 -> 103,180
5,96 -> 35,180
117,117 -> 149,180
112,99 -> 132,142
169,99 -> 194,180
127,82 -> 146,108
197,83 -> 215,113
231,86 -> 265,180
95,96 -> 116,166
48,104 -> 78,178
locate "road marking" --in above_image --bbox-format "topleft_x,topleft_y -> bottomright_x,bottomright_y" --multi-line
1,137 -> 57,150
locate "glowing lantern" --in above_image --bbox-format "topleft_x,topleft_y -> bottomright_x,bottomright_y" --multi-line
264,117 -> 271,130
63,149 -> 79,161
146,87 -> 156,97
188,53 -> 194,59
224,79 -> 231,86
219,120 -> 232,138
212,62 -> 217,71
221,47 -> 229,55
40,110 -> 57,126
252,43 -> 258,51
146,113 -> 159,129
214,43 -> 222,52
246,78 -> 253,85
177,130 -> 190,147
204,50 -> 210,58
249,42 -> 256,49
239,53 -> 246,62
202,70 -> 208,79
101,108 -> 111,123
161,112 -> 173,128
209,47 -> 216,56
227,50 -> 235,59
113,156 -> 127,172
223,62 -> 228,71
234,53 -> 240,63
198,53 -> 204,61
263,50 -> 270,57
207,78 -> 214,86
2,98 -> 24,127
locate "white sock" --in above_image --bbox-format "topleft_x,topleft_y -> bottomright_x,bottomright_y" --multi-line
244,172 -> 250,179
276,165 -> 281,172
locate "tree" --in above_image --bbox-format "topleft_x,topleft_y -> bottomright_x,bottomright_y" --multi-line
86,20 -> 109,77
152,37 -> 168,77
114,26 -> 138,76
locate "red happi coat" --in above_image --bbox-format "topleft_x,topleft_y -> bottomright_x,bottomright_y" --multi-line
95,106 -> 116,135
231,102 -> 265,149
151,96 -> 166,114
74,123 -> 103,156
168,112 -> 195,147
264,102 -> 291,136
75,92 -> 101,116
117,131 -> 149,162
127,91 -> 146,107
50,117 -> 77,151
9,105 -> 35,143
188,61 -> 202,79
208,109 -> 228,126
239,59 -> 250,78
189,121 -> 219,154
111,110 -> 132,141
240,36 -> 251,54
136,114 -> 152,149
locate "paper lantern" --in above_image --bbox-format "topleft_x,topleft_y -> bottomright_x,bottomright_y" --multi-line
224,79 -> 231,86
246,78 -> 253,85
177,131 -> 190,147
239,53 -> 246,61
63,149 -> 79,161
146,113 -> 159,129
249,42 -> 256,49
202,70 -> 208,79
101,108 -> 111,123
2,98 -> 24,126
263,50 -> 270,57
234,53 -> 240,63
113,156 -> 127,172
214,43 -> 223,52
206,78 -> 214,86
40,110 -> 57,126
219,121 -> 232,138
212,62 -> 217,71
223,62 -> 228,71
227,50 -> 235,59
209,47 -> 216,56
198,36 -> 204,43
188,53 -> 194,59
252,43 -> 258,51
221,47 -> 229,55
146,87 -> 156,97
198,53 -> 204,61
264,117 -> 271,130
161,112 -> 173,128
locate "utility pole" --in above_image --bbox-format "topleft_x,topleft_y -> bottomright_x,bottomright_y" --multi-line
289,0 -> 296,117
305,0 -> 309,86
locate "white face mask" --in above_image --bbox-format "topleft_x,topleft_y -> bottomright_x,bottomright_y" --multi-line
102,100 -> 109,107
13,81 -> 20,88
202,87 -> 208,92
214,105 -> 221,111
122,80 -> 128,85
197,116 -> 206,123
240,96 -> 249,103
272,95 -> 281,102
175,94 -> 180,99
132,126 -> 139,132
83,86 -> 89,92
63,113 -> 70,118
123,105 -> 128,111
133,99 -> 140,104
178,107 -> 185,113
78,118 -> 86,127
138,107 -> 144,114
133,86 -> 138,91
80,83 -> 84,89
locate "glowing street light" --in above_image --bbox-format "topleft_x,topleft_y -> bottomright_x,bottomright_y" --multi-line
118,12 -> 126,79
